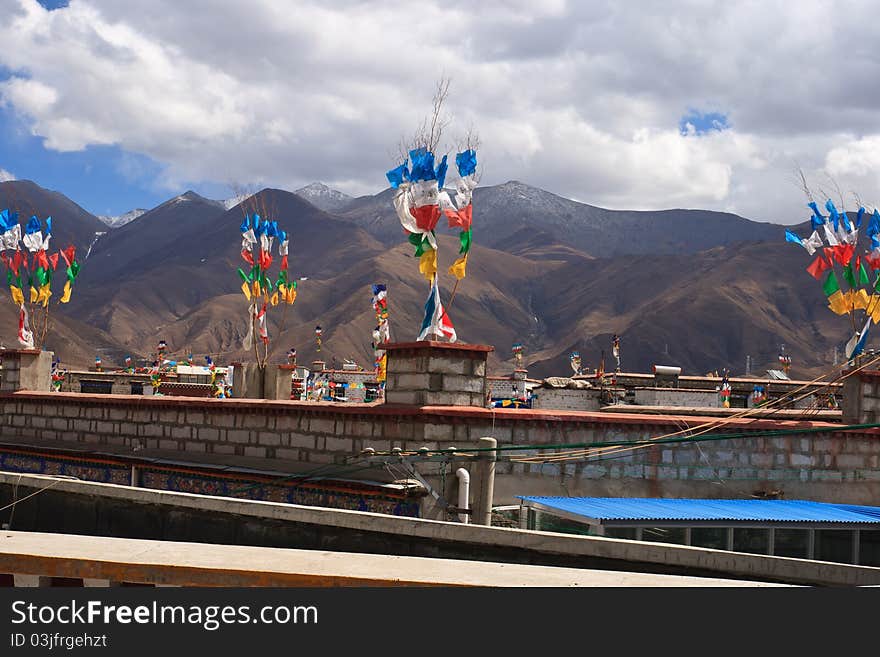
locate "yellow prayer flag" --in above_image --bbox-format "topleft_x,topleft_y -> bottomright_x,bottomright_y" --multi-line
871,300 -> 880,324
29,286 -> 38,303
828,290 -> 849,315
240,281 -> 252,300
60,280 -> 72,304
286,287 -> 297,305
419,248 -> 437,282
37,284 -> 52,307
10,285 -> 23,306
448,255 -> 468,280
270,291 -> 280,306
854,288 -> 871,310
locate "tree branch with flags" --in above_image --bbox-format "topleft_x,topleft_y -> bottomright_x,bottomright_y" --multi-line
386,146 -> 478,343
785,184 -> 879,362
0,208 -> 82,350
235,195 -> 296,369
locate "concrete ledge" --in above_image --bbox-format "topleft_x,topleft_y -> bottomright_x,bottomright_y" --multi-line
0,472 -> 876,586
0,531 -> 784,587
383,341 -> 494,355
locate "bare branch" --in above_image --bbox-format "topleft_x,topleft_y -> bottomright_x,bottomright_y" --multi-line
793,166 -> 815,204
851,190 -> 864,211
825,173 -> 846,212
398,75 -> 453,158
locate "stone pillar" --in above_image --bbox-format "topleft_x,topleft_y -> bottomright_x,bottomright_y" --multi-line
0,349 -> 53,393
383,341 -> 493,407
841,365 -> 880,424
512,368 -> 528,400
472,436 -> 497,526
230,362 -> 265,399
265,364 -> 296,400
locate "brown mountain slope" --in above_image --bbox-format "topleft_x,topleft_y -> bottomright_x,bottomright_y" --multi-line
125,234 -> 563,372
0,182 -> 856,383
523,241 -> 848,378
338,181 -> 782,257
0,180 -> 107,254
67,188 -> 386,356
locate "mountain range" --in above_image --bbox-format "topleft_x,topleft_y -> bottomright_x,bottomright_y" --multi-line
0,177 -> 848,379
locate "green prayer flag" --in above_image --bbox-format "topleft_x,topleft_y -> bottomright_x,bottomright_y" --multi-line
823,271 -> 840,297
459,229 -> 472,254
5,271 -> 11,286
860,262 -> 870,285
843,263 -> 857,288
408,232 -> 434,257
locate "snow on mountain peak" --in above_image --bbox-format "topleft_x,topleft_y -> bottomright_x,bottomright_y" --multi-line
294,182 -> 353,212
97,208 -> 147,228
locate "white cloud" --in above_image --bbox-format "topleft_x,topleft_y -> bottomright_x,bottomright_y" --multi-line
1,0 -> 880,223
0,168 -> 15,182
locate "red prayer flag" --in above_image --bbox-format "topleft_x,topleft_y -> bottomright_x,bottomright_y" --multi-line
240,248 -> 254,266
34,249 -> 49,271
12,250 -> 23,274
259,249 -> 272,270
866,252 -> 880,271
826,243 -> 855,266
62,245 -> 76,267
806,252 -> 833,280
444,204 -> 473,230
410,204 -> 441,232
48,252 -> 59,270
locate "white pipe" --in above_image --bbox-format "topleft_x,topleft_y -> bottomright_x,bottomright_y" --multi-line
455,468 -> 470,524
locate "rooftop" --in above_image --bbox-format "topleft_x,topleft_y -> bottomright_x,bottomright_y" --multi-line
518,497 -> 880,526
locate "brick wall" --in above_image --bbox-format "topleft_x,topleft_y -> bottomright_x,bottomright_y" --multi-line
3,391 -> 879,507
531,387 -> 602,411
633,387 -> 720,407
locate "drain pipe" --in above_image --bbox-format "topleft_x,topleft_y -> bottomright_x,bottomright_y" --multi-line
455,468 -> 470,524
472,436 -> 497,526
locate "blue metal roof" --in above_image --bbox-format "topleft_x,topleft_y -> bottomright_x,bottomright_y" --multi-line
516,497 -> 880,524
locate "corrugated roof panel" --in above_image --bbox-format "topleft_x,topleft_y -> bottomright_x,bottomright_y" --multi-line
515,497 -> 880,524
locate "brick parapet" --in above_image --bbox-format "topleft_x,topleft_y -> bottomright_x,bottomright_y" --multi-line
2,391 -> 879,504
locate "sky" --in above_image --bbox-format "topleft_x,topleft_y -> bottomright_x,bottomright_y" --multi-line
1,0 -> 880,221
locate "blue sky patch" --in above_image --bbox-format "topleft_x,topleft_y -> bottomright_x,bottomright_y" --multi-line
679,110 -> 730,136
37,1 -> 70,10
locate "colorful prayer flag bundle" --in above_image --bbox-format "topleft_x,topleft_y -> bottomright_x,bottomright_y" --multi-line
0,209 -> 82,349
386,147 -> 478,342
785,199 -> 880,361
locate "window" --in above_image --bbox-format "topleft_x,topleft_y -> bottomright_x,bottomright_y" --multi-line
641,527 -> 687,545
773,529 -> 809,559
859,530 -> 880,567
733,528 -> 769,554
690,527 -> 728,550
815,530 -> 854,564
604,527 -> 638,540
535,514 -> 593,536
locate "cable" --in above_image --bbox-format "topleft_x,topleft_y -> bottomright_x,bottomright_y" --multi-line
0,474 -> 80,516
